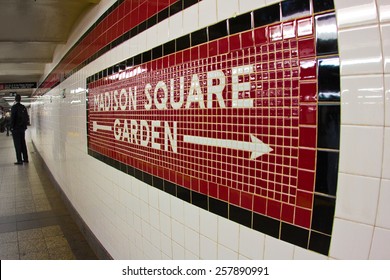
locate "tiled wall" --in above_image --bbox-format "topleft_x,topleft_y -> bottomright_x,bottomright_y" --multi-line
30,0 -> 390,259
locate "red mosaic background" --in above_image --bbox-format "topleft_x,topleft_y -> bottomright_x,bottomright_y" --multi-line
87,17 -> 318,229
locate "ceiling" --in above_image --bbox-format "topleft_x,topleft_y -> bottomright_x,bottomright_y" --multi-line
0,0 -> 101,110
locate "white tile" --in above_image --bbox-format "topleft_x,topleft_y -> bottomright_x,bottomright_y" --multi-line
383,129 -> 390,179
168,13 -> 183,40
334,0 -> 378,28
382,24 -> 390,73
369,227 -> 390,259
183,4 -> 199,35
239,0 -> 266,13
335,173 -> 380,225
217,0 -> 239,21
149,207 -> 160,229
172,241 -> 185,259
377,0 -> 390,22
217,244 -> 239,259
218,217 -> 239,252
338,25 -> 383,75
184,204 -> 200,231
171,219 -> 185,247
199,209 -> 218,242
341,75 -> 384,126
198,0 -> 217,29
159,212 -> 172,237
339,125 -> 384,178
264,236 -> 294,260
329,218 -> 374,259
171,196 -> 184,223
293,247 -> 328,260
148,187 -> 159,208
200,235 -> 218,259
385,75 -> 390,126
238,226 -> 265,259
157,18 -> 169,45
265,0 -> 280,5
185,227 -> 200,256
376,179 -> 390,229
158,191 -> 171,216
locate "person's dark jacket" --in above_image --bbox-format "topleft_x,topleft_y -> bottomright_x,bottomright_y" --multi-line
10,102 -> 28,130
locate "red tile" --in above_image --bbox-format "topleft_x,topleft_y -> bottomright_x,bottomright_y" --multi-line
299,104 -> 317,125
241,30 -> 254,48
296,190 -> 314,209
300,59 -> 317,80
229,188 -> 240,206
299,126 -> 317,148
267,199 -> 281,219
219,38 -> 229,54
241,192 -> 253,210
253,195 -> 266,214
281,203 -> 294,223
297,169 -> 315,192
254,26 -> 267,45
294,207 -> 311,228
300,82 -> 317,102
298,37 -> 316,58
298,148 -> 316,171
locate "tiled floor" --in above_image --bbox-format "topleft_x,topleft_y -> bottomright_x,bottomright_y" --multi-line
0,131 -> 98,260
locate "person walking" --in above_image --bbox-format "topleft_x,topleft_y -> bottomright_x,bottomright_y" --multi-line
10,94 -> 29,165
5,110 -> 11,136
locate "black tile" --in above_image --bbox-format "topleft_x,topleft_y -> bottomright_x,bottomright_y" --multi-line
229,12 -> 252,35
126,57 -> 134,68
318,57 -> 340,101
191,28 -> 208,47
192,191 -> 208,210
138,21 -> 147,33
144,172 -> 153,186
164,180 -> 177,196
130,27 -> 138,38
309,231 -> 331,255
209,197 -> 228,219
184,0 -> 198,9
317,104 -> 340,149
142,50 -> 152,63
254,4 -> 280,27
170,0 -> 183,16
164,40 -> 176,55
158,7 -> 169,22
280,223 -> 309,248
153,176 -> 164,190
316,13 -> 338,56
134,54 -> 142,65
152,45 -> 163,59
311,195 -> 335,235
281,0 -> 311,20
176,34 -> 191,51
208,20 -> 228,41
134,168 -> 143,181
177,185 -> 191,203
147,14 -> 157,28
230,204 -> 252,228
127,165 -> 134,177
315,150 -> 339,196
253,213 -> 280,238
313,0 -> 335,13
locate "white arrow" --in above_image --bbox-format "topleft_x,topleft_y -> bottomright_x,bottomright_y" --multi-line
93,121 -> 112,132
183,134 -> 273,159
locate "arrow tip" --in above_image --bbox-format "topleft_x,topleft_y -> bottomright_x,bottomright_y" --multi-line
250,135 -> 273,159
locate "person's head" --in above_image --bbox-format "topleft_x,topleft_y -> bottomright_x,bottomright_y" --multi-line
15,94 -> 21,103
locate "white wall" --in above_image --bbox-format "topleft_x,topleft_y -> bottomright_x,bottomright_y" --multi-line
30,0 -> 390,260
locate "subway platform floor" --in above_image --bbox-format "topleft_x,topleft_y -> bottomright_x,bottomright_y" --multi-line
0,131 -> 98,260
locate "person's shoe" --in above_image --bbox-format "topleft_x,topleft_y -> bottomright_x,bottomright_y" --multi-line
23,160 -> 29,163
14,162 -> 23,165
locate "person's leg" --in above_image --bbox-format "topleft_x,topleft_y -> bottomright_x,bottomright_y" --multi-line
12,130 -> 23,164
21,131 -> 28,162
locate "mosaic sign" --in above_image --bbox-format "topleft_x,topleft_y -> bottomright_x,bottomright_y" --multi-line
87,0 -> 340,256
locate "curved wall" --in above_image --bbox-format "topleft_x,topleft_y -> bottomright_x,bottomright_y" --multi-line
30,0 -> 390,259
